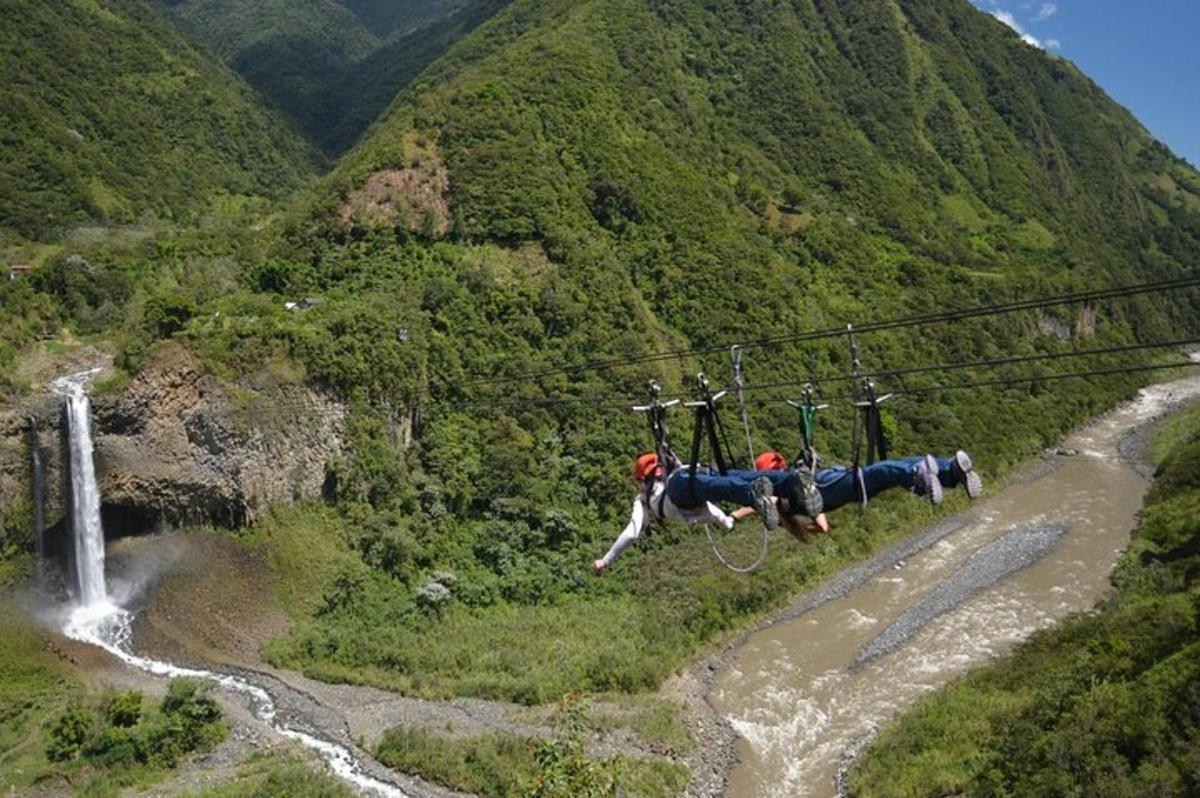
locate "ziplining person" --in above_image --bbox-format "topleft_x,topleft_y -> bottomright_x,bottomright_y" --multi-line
735,450 -> 984,543
591,452 -> 824,574
592,449 -> 984,573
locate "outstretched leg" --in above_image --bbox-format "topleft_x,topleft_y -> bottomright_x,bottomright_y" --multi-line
815,456 -> 942,513
936,450 -> 983,498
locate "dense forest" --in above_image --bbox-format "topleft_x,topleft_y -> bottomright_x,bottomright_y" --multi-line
0,0 -> 318,242
158,0 -> 505,152
1,0 -> 1200,794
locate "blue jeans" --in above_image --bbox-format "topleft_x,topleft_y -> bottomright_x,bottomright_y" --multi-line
666,469 -> 796,510
815,456 -> 957,512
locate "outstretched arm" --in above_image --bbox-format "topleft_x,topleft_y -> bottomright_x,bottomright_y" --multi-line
782,512 -> 829,543
737,500 -> 829,543
593,498 -> 646,574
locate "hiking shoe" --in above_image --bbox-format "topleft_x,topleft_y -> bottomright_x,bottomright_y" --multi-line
788,466 -> 824,518
916,454 -> 944,505
952,450 -> 983,499
750,476 -> 780,531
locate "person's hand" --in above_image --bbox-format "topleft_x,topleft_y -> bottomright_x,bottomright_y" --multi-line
592,559 -> 607,575
809,513 -> 829,534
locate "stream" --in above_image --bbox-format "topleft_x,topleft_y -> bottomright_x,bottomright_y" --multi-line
709,363 -> 1200,798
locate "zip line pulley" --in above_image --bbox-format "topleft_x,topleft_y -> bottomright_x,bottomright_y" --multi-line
633,379 -> 680,469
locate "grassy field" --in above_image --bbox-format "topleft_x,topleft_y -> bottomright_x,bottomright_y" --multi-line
373,697 -> 689,798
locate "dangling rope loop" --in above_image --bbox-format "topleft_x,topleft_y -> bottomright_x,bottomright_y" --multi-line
731,345 -> 755,467
684,372 -> 769,573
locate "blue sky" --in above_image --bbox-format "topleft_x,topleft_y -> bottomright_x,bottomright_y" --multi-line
970,1 -> 1200,166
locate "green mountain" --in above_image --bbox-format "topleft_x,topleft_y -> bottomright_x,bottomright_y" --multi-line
160,0 -> 507,152
255,0 -> 1200,701
340,0 -> 472,38
329,0 -> 1200,286
0,0 -> 318,242
317,0 -> 512,153
160,0 -> 381,143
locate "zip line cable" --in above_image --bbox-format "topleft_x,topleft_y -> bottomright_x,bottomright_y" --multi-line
217,278 -> 1200,417
747,360 -> 1200,405
744,336 -> 1200,394
447,273 -> 1200,390
239,339 -> 1198,417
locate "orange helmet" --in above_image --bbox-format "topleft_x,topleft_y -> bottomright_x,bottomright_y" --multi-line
633,453 -> 660,481
755,451 -> 788,471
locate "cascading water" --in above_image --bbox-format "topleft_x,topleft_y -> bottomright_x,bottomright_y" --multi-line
49,369 -> 407,797
52,370 -> 107,606
29,415 -> 46,589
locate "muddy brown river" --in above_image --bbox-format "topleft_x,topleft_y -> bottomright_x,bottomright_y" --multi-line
710,366 -> 1200,798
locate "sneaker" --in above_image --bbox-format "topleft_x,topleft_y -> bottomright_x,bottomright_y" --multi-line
750,476 -> 780,530
788,467 -> 824,518
916,454 -> 944,505
952,450 -> 983,499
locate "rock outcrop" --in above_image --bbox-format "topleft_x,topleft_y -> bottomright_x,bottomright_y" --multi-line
1,346 -> 349,539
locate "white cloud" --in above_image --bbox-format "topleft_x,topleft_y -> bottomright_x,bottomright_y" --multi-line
992,10 -> 1044,48
1036,3 -> 1058,21
1046,38 -> 1061,49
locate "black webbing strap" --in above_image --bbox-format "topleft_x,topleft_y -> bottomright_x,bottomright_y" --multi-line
686,374 -> 732,504
862,381 -> 889,465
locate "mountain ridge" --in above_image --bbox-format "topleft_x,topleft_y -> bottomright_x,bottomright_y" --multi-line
0,0 -> 319,242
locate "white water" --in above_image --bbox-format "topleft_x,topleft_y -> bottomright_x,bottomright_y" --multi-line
52,370 -> 106,605
51,370 -> 408,798
63,605 -> 408,797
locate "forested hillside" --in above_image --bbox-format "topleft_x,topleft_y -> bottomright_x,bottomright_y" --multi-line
0,0 -> 318,242
3,0 -> 1200,718
234,0 -> 1200,701
159,0 -> 505,152
848,402 -> 1200,797
340,0 -> 471,38
159,0 -> 380,143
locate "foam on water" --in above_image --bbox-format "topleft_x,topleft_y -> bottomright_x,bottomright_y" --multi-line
63,604 -> 408,797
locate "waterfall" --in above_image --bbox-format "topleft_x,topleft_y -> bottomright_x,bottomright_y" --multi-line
52,370 -> 106,606
49,369 -> 407,796
29,415 -> 46,589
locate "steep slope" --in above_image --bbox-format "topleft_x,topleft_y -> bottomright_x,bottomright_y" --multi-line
160,0 -> 381,141
330,0 -> 1200,292
0,0 -> 318,242
340,0 -> 471,38
159,0 -> 509,152
318,0 -> 512,153
254,0 -> 1200,703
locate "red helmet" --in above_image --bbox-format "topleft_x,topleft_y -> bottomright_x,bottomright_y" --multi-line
633,453 -> 660,481
755,451 -> 788,471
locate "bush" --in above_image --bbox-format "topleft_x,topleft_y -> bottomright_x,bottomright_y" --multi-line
105,690 -> 143,728
46,706 -> 93,762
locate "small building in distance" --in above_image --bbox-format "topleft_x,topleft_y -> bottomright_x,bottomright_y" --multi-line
7,261 -> 33,281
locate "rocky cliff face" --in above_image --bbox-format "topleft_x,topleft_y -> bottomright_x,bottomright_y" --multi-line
0,347 -> 348,545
